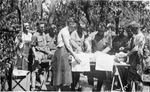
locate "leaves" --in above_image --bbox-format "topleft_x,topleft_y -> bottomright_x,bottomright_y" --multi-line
1,0 -> 150,32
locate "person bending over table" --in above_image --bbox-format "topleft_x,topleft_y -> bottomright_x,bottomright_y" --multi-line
85,23 -> 114,91
51,17 -> 81,91
120,21 -> 145,91
70,16 -> 90,91
108,26 -> 131,89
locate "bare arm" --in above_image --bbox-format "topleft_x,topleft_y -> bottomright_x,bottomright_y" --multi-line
31,35 -> 37,56
102,47 -> 111,53
62,33 -> 81,63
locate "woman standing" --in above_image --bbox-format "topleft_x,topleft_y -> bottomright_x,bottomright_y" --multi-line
51,18 -> 81,91
15,22 -> 32,70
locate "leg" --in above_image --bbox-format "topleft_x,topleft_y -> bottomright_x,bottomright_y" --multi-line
97,79 -> 103,91
31,71 -> 36,91
71,72 -> 80,91
111,76 -> 115,91
86,65 -> 95,86
96,71 -> 106,91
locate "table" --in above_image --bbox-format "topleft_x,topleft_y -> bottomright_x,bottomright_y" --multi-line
111,63 -> 130,92
73,57 -> 130,91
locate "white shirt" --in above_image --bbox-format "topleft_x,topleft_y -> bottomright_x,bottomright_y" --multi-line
19,32 -> 32,48
57,26 -> 70,47
22,32 -> 32,41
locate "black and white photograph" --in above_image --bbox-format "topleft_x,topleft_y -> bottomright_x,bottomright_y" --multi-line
0,0 -> 150,91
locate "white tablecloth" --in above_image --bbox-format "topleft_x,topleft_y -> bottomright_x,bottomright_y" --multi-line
71,52 -> 116,72
95,51 -> 115,71
71,53 -> 91,72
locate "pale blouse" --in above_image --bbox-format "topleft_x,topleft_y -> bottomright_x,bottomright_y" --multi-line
57,26 -> 70,47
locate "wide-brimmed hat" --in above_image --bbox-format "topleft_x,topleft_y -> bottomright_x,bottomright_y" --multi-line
107,23 -> 115,28
128,21 -> 141,28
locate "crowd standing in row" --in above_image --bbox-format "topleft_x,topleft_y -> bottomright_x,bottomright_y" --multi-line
11,14 -> 150,91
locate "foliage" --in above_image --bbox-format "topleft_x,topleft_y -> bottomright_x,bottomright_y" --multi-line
1,0 -> 150,32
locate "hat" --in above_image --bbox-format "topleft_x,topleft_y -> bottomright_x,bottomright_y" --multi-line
107,23 -> 115,28
36,21 -> 46,26
128,21 -> 141,28
67,17 -> 75,23
23,23 -> 29,26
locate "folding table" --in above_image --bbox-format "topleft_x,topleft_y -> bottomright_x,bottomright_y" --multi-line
111,64 -> 130,92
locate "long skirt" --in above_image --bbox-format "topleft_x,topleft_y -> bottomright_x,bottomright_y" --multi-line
16,43 -> 31,70
51,46 -> 72,86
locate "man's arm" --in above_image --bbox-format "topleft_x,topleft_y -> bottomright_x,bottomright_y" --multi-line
102,47 -> 111,53
102,36 -> 112,53
31,35 -> 37,57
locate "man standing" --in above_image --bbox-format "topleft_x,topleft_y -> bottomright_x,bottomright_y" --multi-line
121,21 -> 145,91
86,23 -> 113,91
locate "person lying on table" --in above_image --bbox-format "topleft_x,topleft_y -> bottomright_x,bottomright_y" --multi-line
51,17 -> 82,91
85,23 -> 115,91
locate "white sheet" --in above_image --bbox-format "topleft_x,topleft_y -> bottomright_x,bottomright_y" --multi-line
72,52 -> 91,72
95,51 -> 115,71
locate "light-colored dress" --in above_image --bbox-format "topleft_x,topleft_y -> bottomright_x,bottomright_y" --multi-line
70,30 -> 85,52
51,26 -> 72,86
16,32 -> 32,70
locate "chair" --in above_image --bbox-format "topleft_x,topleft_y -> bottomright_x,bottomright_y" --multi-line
11,69 -> 30,91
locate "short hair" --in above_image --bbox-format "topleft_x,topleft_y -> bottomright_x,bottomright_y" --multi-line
36,21 -> 45,27
67,17 -> 75,25
22,22 -> 29,28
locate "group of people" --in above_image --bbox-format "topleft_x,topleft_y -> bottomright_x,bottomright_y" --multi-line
13,15 -> 150,91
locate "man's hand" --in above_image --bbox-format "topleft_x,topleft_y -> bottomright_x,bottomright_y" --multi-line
119,47 -> 124,51
76,47 -> 82,54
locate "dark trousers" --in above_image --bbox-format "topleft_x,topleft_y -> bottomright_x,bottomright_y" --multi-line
71,72 -> 80,91
84,65 -> 106,91
117,66 -> 128,87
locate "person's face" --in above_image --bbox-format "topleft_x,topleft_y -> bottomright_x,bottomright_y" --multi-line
68,22 -> 76,32
110,27 -> 115,31
118,28 -> 124,36
79,21 -> 86,28
39,24 -> 45,32
51,25 -> 57,34
24,23 -> 29,32
126,27 -> 133,37
131,27 -> 138,35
